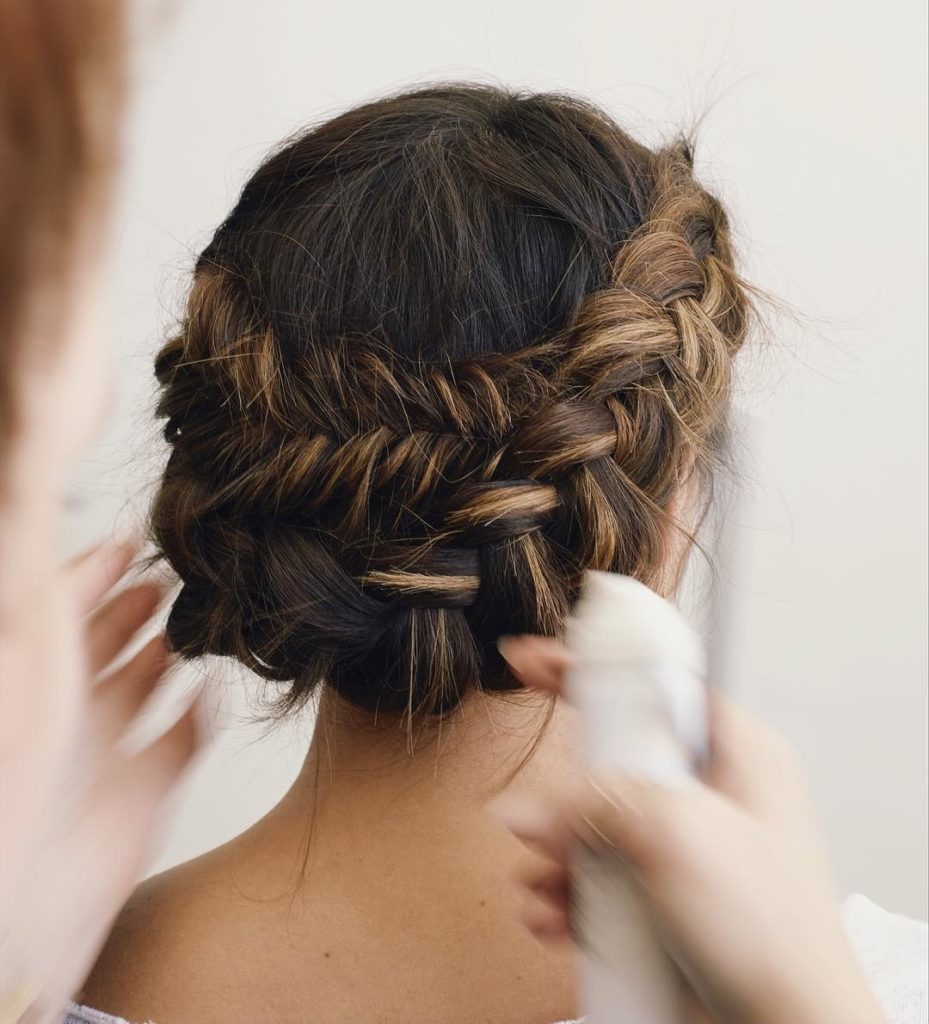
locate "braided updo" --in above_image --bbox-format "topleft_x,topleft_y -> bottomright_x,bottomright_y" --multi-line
151,84 -> 752,718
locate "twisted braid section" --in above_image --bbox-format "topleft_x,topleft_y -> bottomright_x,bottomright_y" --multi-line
152,142 -> 752,717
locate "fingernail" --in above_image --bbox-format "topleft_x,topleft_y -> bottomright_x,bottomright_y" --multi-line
496,635 -> 524,671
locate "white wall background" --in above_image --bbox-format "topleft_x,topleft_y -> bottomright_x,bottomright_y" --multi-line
68,0 -> 928,918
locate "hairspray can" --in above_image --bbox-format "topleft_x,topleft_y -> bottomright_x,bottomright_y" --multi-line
567,571 -> 708,1024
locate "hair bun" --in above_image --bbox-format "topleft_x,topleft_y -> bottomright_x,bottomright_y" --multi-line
150,86 -> 752,719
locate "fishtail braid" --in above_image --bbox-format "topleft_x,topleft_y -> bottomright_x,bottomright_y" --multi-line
150,85 -> 754,718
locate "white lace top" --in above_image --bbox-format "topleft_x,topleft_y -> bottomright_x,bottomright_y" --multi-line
65,893 -> 927,1024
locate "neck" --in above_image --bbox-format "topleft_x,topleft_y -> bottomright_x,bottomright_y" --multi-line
270,685 -> 578,833
216,684 -> 580,1024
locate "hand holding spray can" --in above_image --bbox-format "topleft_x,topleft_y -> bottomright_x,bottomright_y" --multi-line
567,571 -> 709,1024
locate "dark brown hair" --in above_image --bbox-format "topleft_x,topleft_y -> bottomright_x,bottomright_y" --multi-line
151,83 -> 753,719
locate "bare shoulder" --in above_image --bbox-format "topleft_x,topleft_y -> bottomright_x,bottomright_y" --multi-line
76,828 -> 579,1024
76,852 -> 239,1024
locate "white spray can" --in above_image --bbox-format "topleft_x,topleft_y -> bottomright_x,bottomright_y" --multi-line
566,570 -> 709,1024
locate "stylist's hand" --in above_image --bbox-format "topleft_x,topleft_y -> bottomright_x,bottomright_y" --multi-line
0,542 -> 202,1024
0,4 -> 200,1022
494,636 -> 886,1024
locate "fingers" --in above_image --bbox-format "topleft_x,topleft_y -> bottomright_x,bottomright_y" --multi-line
92,695 -> 204,837
497,770 -> 722,878
498,631 -> 817,869
489,792 -> 574,862
76,695 -> 205,899
497,628 -> 806,805
496,773 -> 679,873
521,884 -> 571,941
573,768 -> 732,874
90,635 -> 173,747
512,829 -> 572,942
497,635 -> 573,697
68,539 -> 137,614
85,582 -> 162,675
494,776 -> 716,950
497,630 -> 805,818
126,695 -> 203,798
490,791 -> 574,943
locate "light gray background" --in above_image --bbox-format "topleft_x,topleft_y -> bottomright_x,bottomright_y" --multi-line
68,0 -> 928,918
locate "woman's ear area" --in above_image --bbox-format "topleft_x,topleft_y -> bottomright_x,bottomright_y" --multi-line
655,463 -> 703,598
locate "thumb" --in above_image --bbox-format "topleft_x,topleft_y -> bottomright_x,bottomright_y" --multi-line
568,767 -> 716,875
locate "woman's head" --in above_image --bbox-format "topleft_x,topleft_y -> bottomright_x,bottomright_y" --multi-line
151,83 -> 752,719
